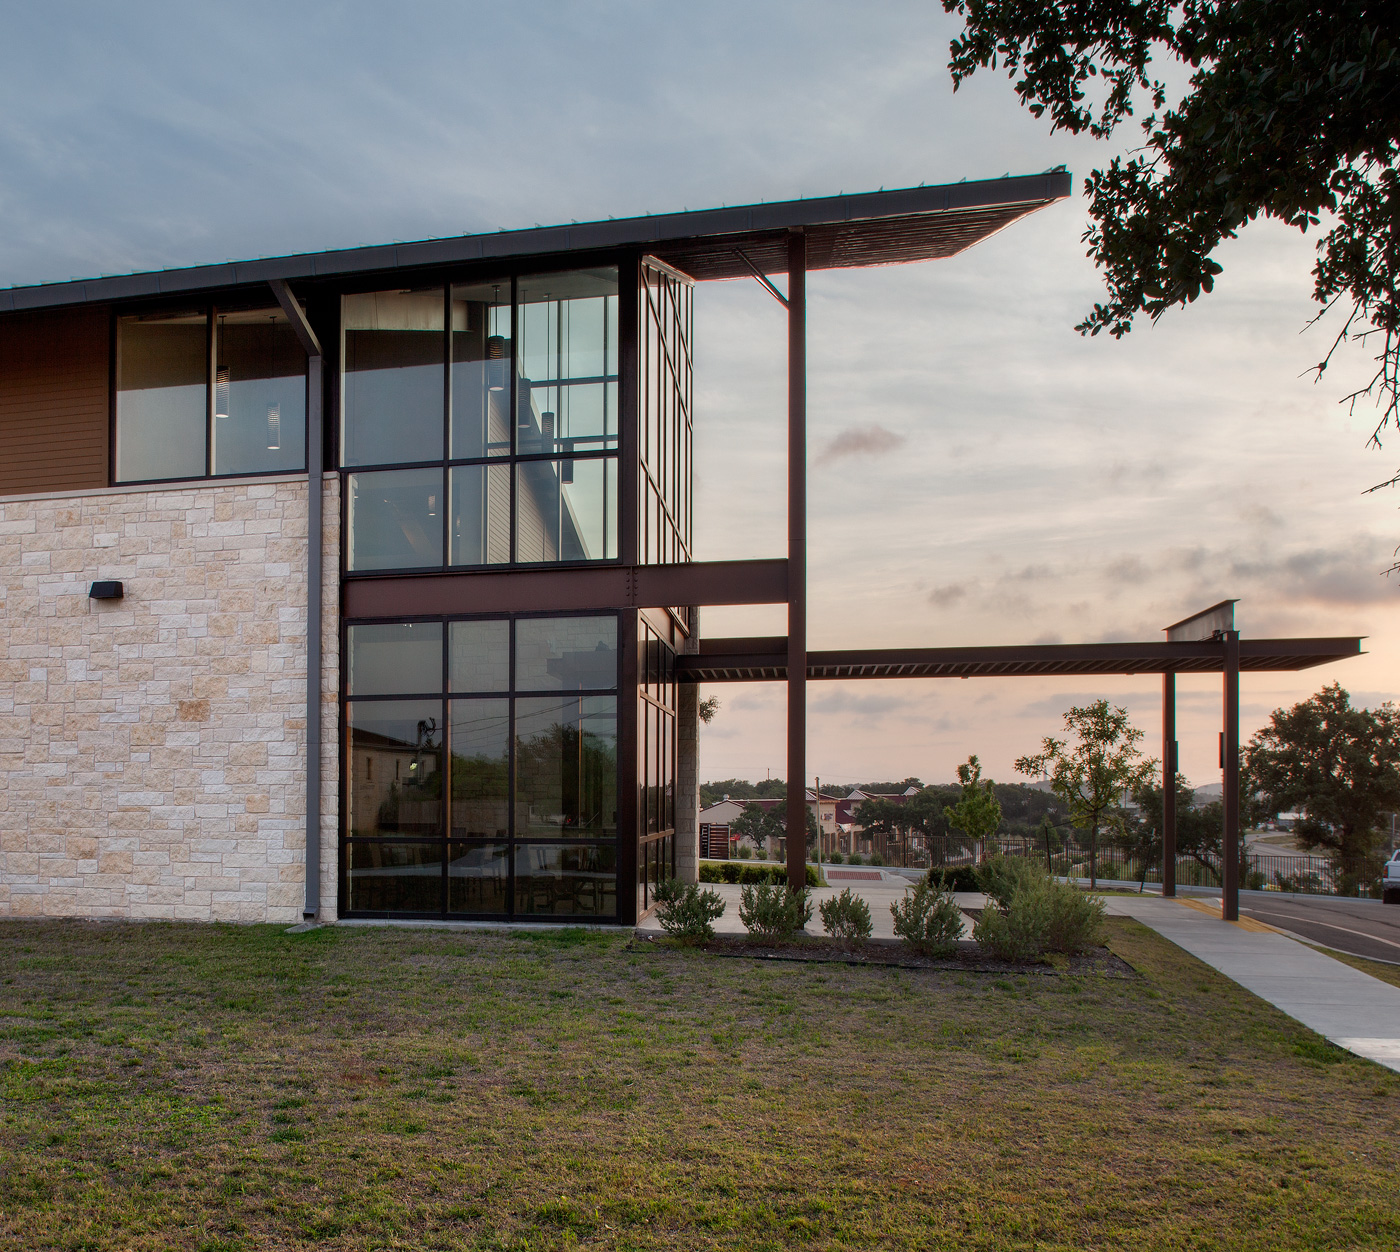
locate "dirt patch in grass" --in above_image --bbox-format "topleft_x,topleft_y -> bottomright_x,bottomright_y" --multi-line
1,916 -> 1398,1251
632,933 -> 1137,976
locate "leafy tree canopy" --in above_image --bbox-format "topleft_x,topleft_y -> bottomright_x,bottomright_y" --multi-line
1016,699 -> 1157,885
1244,683 -> 1400,885
941,1 -> 1400,476
948,755 -> 1004,847
699,777 -> 787,808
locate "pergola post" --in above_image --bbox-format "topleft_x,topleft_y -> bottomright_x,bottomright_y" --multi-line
1222,629 -> 1241,921
1162,671 -> 1177,898
786,230 -> 808,894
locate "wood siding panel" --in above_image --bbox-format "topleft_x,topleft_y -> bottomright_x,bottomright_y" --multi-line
0,307 -> 109,495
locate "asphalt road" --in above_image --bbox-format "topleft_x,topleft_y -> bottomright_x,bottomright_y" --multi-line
1238,894 -> 1400,964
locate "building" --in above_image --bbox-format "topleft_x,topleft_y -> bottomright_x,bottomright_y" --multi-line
7,169 -> 1198,927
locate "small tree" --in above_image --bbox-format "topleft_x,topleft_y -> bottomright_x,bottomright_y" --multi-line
1016,700 -> 1156,889
731,804 -> 780,860
947,755 -> 1002,863
1245,684 -> 1400,894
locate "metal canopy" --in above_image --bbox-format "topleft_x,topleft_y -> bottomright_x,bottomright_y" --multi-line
0,172 -> 1071,314
678,635 -> 1364,683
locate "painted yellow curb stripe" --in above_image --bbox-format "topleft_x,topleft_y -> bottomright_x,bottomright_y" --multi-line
1175,897 -> 1283,934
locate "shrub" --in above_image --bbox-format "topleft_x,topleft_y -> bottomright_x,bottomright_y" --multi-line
926,865 -> 979,893
976,854 -> 1047,908
652,877 -> 726,943
973,876 -> 1106,961
819,888 -> 872,941
736,844 -> 752,860
889,880 -> 964,958
848,853 -> 865,866
829,851 -> 845,865
869,853 -> 885,867
739,882 -> 813,940
699,862 -> 819,887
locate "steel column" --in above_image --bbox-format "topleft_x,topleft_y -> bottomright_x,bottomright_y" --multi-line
1162,671 -> 1177,898
1222,630 -> 1241,921
786,230 -> 807,893
270,280 -> 324,921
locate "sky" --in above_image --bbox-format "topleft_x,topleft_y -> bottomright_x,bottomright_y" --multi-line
2,1 -> 1396,791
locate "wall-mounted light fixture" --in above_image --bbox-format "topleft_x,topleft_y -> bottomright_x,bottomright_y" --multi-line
89,581 -> 124,600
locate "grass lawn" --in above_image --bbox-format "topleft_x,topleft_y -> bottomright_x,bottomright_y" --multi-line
2,918 -> 1398,1251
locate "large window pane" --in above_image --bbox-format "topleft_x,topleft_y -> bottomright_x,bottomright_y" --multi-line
347,622 -> 442,696
517,269 -> 618,455
346,700 -> 443,837
346,468 -> 444,571
515,696 -> 617,837
514,842 -> 616,916
115,313 -> 206,482
515,456 -> 616,563
211,309 -> 306,476
448,619 -> 510,693
449,699 -> 509,838
342,290 -> 444,467
515,616 -> 617,692
450,281 -> 511,460
345,841 -> 443,913
448,842 -> 509,914
449,463 -> 510,566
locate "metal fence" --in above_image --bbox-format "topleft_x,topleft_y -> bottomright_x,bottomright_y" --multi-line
868,835 -> 1363,897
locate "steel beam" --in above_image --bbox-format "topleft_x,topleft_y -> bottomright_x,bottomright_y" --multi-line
1163,671 -> 1177,898
786,230 -> 807,894
1222,630 -> 1241,921
342,558 -> 787,620
270,279 -> 323,921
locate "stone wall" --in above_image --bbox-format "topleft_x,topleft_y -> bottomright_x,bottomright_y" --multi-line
0,474 -> 337,923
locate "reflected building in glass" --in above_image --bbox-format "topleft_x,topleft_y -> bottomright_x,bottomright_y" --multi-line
0,175 -> 1074,926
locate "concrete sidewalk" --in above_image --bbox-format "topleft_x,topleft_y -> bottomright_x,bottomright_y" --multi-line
1108,895 -> 1400,1073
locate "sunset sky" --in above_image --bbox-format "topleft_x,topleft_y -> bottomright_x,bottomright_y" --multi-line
4,1 -> 1396,792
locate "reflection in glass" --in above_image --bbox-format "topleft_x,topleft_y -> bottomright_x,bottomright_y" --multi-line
515,456 -> 616,563
448,619 -> 510,693
514,842 -> 616,916
347,622 -> 442,696
346,700 -> 443,836
211,309 -> 306,475
115,313 -> 207,482
448,842 -> 509,914
449,463 -> 510,566
515,616 -> 617,692
515,696 -> 617,837
451,281 -> 511,460
341,290 -> 444,467
345,841 -> 443,912
516,269 -> 618,457
449,699 -> 509,839
346,468 -> 444,570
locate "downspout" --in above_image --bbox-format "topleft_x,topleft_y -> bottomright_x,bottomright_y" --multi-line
271,280 -> 324,920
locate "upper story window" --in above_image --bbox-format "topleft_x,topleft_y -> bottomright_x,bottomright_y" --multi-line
114,308 -> 307,483
342,267 -> 619,572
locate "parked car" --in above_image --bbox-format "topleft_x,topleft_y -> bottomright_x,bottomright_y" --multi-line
1384,851 -> 1400,905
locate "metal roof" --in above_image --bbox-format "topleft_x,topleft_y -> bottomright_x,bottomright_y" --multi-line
677,636 -> 1364,683
0,171 -> 1072,314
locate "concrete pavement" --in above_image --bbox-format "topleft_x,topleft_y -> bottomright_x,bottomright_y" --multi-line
1109,894 -> 1400,1073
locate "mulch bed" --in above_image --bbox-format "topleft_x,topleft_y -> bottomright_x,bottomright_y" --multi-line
630,933 -> 1136,977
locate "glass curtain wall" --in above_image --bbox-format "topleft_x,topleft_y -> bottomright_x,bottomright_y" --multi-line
115,308 -> 306,483
639,260 -> 693,565
637,616 -> 677,914
342,268 -> 619,572
342,613 -> 620,919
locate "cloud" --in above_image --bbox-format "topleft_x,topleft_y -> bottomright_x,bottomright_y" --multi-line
815,423 -> 906,466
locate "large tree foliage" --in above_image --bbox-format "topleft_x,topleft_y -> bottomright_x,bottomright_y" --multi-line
1016,699 -> 1156,887
1244,683 -> 1400,892
948,755 -> 1004,856
942,2 -> 1400,483
1131,774 -> 1227,884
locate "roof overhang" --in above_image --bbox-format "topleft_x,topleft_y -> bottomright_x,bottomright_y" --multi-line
0,171 -> 1072,315
678,636 -> 1364,683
